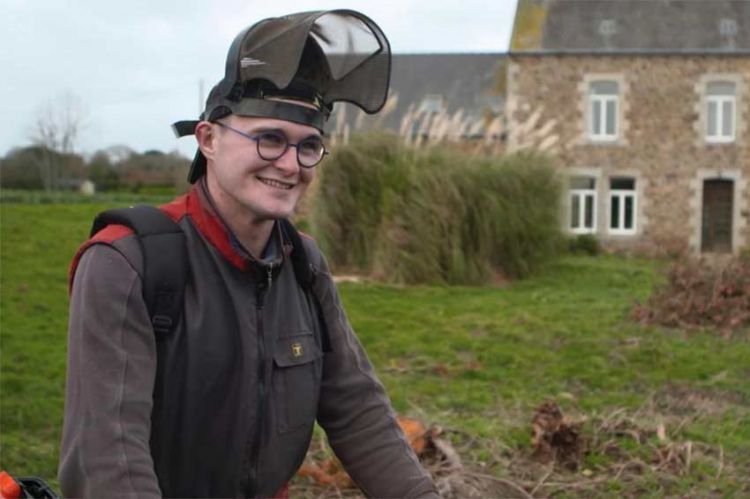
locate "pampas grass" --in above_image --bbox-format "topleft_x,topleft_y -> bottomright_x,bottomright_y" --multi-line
312,133 -> 562,284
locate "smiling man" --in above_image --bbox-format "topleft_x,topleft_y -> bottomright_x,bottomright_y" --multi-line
59,10 -> 438,498
197,116 -> 322,257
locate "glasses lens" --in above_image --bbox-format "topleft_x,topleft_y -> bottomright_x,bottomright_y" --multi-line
257,132 -> 288,160
297,138 -> 325,167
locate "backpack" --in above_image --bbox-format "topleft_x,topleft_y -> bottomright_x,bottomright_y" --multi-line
90,205 -> 330,350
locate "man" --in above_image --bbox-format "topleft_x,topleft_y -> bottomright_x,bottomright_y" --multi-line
59,10 -> 438,498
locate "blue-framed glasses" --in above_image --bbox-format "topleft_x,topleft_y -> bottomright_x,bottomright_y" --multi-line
214,121 -> 328,168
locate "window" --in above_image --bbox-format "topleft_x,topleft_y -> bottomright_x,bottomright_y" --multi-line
608,177 -> 637,235
597,19 -> 618,37
719,18 -> 738,38
706,81 -> 736,143
588,81 -> 619,141
418,94 -> 444,114
569,177 -> 597,234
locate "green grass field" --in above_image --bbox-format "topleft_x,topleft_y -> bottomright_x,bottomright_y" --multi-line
1,200 -> 748,497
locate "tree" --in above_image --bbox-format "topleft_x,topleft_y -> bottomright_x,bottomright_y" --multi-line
87,150 -> 121,191
0,146 -> 85,190
28,92 -> 87,191
118,150 -> 189,191
0,147 -> 46,189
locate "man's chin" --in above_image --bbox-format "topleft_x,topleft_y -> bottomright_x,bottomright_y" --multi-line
240,195 -> 301,222
251,206 -> 295,222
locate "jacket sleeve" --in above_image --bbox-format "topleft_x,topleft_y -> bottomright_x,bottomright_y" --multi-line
310,246 -> 439,499
59,244 -> 162,498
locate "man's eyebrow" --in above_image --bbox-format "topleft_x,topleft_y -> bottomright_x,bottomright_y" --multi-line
248,126 -> 284,134
249,126 -> 323,141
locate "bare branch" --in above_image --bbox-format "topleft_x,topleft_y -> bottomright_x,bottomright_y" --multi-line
27,91 -> 87,191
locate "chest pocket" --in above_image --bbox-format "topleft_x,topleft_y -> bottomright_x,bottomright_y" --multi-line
272,332 -> 323,433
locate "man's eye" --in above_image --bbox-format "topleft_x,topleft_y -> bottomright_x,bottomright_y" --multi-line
260,133 -> 286,148
299,139 -> 323,154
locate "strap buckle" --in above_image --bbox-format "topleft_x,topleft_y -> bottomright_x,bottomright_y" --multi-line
152,315 -> 173,336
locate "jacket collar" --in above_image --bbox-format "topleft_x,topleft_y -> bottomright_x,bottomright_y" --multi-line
161,180 -> 284,272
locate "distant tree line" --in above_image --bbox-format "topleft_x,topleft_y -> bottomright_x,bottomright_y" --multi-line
1,91 -> 190,193
0,145 -> 190,193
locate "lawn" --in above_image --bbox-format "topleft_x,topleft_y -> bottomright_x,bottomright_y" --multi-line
1,200 -> 748,497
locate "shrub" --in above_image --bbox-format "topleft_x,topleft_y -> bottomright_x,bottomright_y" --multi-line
313,132 -> 413,271
311,133 -> 562,284
568,234 -> 600,256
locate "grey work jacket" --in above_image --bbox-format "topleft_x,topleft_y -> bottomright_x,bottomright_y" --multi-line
59,184 -> 438,498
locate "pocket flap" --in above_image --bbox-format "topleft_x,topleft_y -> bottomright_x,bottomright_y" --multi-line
273,333 -> 322,367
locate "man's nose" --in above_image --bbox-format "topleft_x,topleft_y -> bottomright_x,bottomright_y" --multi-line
273,145 -> 301,173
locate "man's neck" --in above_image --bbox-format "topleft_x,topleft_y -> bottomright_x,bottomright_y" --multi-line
202,178 -> 275,259
229,217 -> 274,260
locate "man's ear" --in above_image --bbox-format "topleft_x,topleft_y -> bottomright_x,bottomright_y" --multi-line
195,121 -> 216,161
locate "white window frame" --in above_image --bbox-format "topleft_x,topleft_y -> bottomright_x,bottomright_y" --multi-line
588,82 -> 619,141
418,94 -> 444,114
569,180 -> 597,234
705,92 -> 736,143
608,180 -> 637,235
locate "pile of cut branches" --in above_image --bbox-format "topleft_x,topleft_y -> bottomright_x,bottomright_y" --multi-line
517,400 -> 734,497
293,416 -> 530,498
291,397 -> 744,498
631,256 -> 750,336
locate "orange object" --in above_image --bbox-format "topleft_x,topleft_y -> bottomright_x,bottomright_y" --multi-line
298,460 -> 353,488
0,471 -> 21,499
397,416 -> 428,455
297,416 -> 433,489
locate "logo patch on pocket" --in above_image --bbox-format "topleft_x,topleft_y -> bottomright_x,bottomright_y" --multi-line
291,342 -> 304,358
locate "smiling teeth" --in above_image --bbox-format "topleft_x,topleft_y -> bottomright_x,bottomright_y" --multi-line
259,178 -> 293,190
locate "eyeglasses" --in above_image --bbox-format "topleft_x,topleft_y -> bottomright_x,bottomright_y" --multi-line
214,121 -> 328,168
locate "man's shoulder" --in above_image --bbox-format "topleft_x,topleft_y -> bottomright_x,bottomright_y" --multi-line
71,196 -> 192,283
68,194 -> 186,294
68,226 -> 143,293
90,223 -> 136,245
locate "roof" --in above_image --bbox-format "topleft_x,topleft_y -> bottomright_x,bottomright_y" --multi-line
330,53 -> 505,136
510,0 -> 750,54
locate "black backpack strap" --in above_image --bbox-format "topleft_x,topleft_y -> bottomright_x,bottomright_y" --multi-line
280,219 -> 332,353
91,206 -> 188,339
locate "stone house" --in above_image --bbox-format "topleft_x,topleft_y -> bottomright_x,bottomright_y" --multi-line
507,0 -> 750,255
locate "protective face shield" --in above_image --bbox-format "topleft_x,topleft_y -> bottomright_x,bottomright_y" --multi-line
173,9 -> 392,183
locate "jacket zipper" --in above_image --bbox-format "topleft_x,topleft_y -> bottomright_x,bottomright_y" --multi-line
247,264 -> 274,497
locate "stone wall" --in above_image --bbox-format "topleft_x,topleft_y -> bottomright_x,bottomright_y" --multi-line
507,55 -> 750,255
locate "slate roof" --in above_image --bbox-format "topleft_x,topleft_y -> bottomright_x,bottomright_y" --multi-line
330,53 -> 505,135
510,0 -> 750,54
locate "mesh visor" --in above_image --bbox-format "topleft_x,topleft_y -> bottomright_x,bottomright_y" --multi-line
310,13 -> 382,80
228,10 -> 391,114
310,11 -> 390,113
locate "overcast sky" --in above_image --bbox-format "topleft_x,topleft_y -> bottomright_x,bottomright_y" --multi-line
1,0 -> 519,159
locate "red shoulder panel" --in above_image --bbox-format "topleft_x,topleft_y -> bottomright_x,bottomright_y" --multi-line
68,224 -> 134,295
69,195 -> 192,295
163,190 -> 246,270
160,193 -> 190,223
188,188 -> 248,271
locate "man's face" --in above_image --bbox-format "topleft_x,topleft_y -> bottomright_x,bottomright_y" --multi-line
200,113 -> 320,225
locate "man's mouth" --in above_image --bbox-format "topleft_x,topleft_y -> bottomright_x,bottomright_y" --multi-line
257,177 -> 294,190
